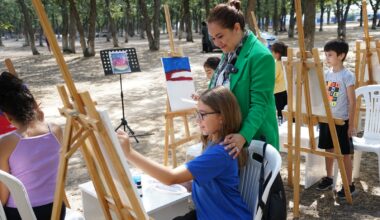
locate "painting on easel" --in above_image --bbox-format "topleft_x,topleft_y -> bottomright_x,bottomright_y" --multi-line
162,57 -> 196,111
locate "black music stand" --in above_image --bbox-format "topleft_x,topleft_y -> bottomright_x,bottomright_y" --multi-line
100,48 -> 142,142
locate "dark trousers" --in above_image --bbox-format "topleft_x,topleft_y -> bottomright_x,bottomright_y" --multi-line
173,210 -> 197,220
4,202 -> 66,220
274,90 -> 287,118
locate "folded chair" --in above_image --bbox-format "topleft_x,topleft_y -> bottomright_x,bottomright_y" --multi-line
353,85 -> 380,181
239,140 -> 282,220
0,170 -> 83,220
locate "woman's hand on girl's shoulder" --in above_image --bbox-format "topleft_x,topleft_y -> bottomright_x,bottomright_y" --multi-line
223,133 -> 246,159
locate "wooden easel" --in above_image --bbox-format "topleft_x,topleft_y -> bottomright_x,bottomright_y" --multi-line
354,0 -> 380,128
250,11 -> 265,43
162,5 -> 199,168
30,1 -> 149,219
283,0 -> 352,217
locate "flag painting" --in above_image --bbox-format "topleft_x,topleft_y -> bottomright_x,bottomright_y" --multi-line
162,57 -> 196,111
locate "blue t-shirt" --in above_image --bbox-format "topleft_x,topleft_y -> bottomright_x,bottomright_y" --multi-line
186,143 -> 252,220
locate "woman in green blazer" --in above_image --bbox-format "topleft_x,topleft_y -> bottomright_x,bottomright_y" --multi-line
207,1 -> 279,157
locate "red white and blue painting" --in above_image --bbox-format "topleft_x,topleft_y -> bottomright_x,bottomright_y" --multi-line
109,51 -> 132,74
161,57 -> 196,111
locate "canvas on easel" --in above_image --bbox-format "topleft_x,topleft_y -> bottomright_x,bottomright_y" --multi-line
282,0 -> 353,218
162,4 -> 199,168
30,0 -> 150,219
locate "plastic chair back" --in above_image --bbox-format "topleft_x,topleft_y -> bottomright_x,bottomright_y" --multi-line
356,85 -> 380,139
239,140 -> 282,220
0,170 -> 37,220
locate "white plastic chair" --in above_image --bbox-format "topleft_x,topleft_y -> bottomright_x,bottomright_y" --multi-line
239,140 -> 282,220
0,170 -> 83,220
352,85 -> 380,181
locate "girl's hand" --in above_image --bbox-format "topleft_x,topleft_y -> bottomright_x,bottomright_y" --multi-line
223,133 -> 246,159
117,130 -> 132,155
191,93 -> 200,101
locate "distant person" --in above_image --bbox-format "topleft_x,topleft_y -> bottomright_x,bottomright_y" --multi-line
203,57 -> 221,80
271,42 -> 288,122
201,21 -> 212,53
0,72 -> 65,219
316,40 -> 357,198
118,86 -> 252,220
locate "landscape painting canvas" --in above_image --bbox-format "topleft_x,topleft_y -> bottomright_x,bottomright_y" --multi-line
161,57 -> 196,111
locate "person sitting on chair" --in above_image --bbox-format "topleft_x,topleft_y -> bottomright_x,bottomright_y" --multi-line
117,86 -> 252,220
0,72 -> 65,220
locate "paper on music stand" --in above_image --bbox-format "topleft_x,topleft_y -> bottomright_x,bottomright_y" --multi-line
162,57 -> 196,111
109,51 -> 132,74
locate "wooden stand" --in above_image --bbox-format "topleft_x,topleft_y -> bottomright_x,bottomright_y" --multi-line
4,58 -> 17,76
250,11 -> 264,43
354,0 -> 380,128
283,0 -> 353,217
31,1 -> 149,219
162,5 -> 199,168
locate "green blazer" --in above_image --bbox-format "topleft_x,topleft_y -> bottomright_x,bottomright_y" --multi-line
210,31 -> 279,150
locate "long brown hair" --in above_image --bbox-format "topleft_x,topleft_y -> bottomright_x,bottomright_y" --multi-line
207,0 -> 245,31
199,86 -> 247,167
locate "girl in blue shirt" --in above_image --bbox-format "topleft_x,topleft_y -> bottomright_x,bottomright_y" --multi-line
117,86 -> 252,220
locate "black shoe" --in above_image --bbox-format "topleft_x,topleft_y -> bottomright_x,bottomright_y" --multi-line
337,184 -> 357,198
316,177 -> 333,191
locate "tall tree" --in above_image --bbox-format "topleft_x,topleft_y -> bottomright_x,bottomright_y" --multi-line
273,0 -> 279,35
304,0 -> 316,51
336,0 -> 353,39
17,0 -> 39,55
123,0 -> 133,42
104,0 -> 119,47
245,0 -> 256,32
183,0 -> 193,42
280,0 -> 287,32
319,0 -> 325,32
59,0 -> 70,52
204,0 -> 210,19
139,0 -> 161,50
288,0 -> 295,38
369,0 -> 380,29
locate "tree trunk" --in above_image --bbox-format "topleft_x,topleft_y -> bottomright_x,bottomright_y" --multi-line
124,0 -> 132,42
179,4 -> 184,40
370,0 -> 380,30
184,0 -> 193,42
204,0 -> 210,19
23,27 -> 30,47
280,0 -> 286,32
17,0 -> 39,55
105,0 -> 119,47
327,6 -> 331,24
139,0 -> 160,50
264,0 -> 269,31
288,0 -> 295,38
273,0 -> 279,35
319,0 -> 325,32
68,4 -> 76,53
0,31 -> 3,46
304,0 -> 316,51
60,0 -> 70,52
336,0 -> 352,39
245,0 -> 256,32
359,4 -> 363,27
86,0 -> 96,56
68,0 -> 88,55
39,27 -> 44,46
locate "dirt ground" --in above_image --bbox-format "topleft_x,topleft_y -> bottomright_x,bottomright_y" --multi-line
1,23 -> 380,219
